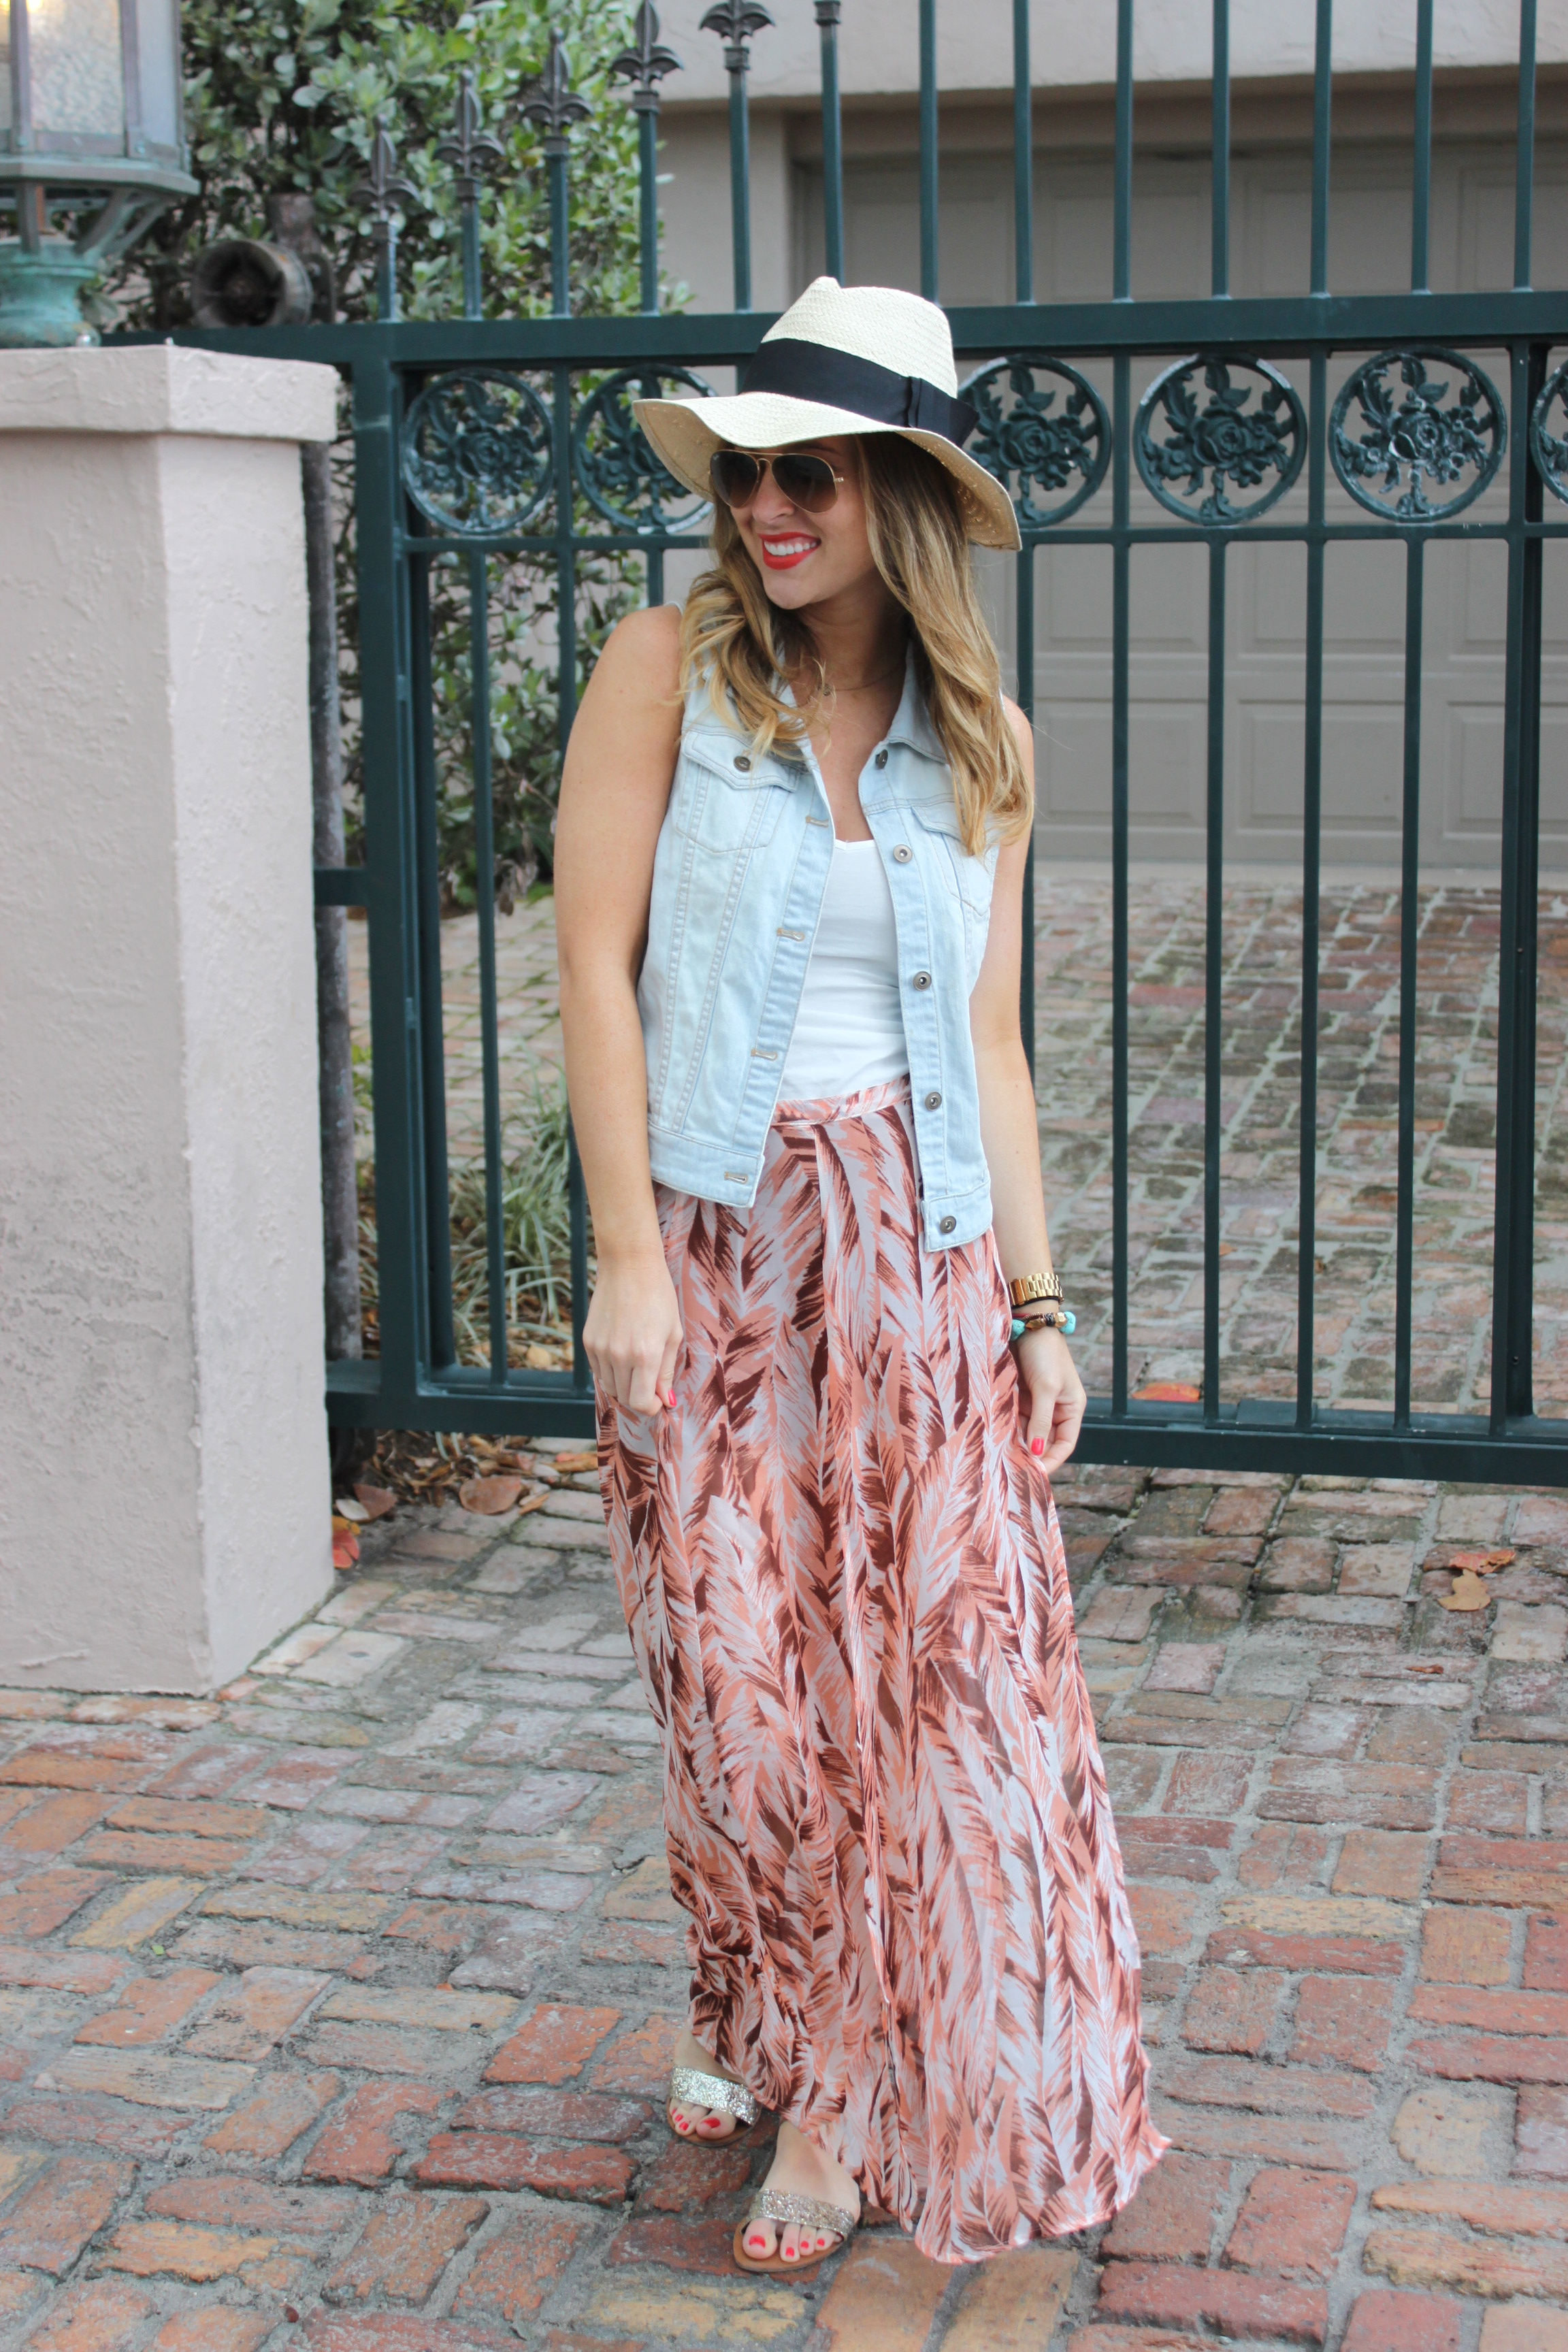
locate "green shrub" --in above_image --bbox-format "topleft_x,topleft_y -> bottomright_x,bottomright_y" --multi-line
357,1070 -> 585,1365
110,0 -> 660,901
118,0 -> 644,328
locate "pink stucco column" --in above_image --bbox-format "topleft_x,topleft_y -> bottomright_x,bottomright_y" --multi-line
0,346 -> 342,1692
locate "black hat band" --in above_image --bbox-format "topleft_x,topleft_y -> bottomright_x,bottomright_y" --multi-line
739,338 -> 979,448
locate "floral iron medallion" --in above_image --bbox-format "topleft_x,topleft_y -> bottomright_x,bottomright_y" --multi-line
1529,355 -> 1568,507
1330,350 -> 1505,521
574,366 -> 715,534
1135,355 -> 1306,525
961,357 -> 1111,530
402,370 -> 554,537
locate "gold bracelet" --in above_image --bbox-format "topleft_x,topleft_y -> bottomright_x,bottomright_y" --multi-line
1008,1271 -> 1063,1308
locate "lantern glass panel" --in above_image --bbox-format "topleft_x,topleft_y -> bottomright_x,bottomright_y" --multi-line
135,0 -> 181,147
30,0 -> 126,137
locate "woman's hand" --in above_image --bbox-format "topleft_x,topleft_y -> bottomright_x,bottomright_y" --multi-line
584,1249 -> 684,1417
1013,1327 -> 1086,1475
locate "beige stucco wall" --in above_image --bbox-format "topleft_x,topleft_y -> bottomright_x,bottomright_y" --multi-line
0,346 -> 340,1692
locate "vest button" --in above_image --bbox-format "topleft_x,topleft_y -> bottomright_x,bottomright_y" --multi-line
734,754 -> 751,772
911,970 -> 932,990
892,845 -> 912,863
939,1215 -> 957,1234
924,1090 -> 943,1110
874,747 -> 889,768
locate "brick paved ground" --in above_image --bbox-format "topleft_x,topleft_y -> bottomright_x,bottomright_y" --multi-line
1032,872 -> 1568,1421
4,1454 -> 1568,2349
359,872 -> 1568,1416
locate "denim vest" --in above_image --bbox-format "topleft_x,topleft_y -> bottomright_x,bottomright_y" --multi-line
637,654 -> 1000,1250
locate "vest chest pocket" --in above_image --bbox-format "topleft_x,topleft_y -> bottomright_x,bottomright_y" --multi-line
672,730 -> 795,854
909,796 -> 1000,917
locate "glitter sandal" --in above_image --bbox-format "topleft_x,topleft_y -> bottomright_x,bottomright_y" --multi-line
732,2185 -> 858,2275
666,2061 -> 759,2140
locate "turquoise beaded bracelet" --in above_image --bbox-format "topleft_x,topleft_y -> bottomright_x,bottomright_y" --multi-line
1012,1311 -> 1075,1339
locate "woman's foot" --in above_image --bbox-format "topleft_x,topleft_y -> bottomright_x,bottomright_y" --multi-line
742,2119 -> 860,2264
668,2025 -> 751,2140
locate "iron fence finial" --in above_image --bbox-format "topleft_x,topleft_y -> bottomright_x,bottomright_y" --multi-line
521,31 -> 591,158
438,69 -> 505,321
700,0 -> 772,77
350,112 -> 419,321
611,3 -> 683,112
438,70 -> 505,206
352,113 -> 419,228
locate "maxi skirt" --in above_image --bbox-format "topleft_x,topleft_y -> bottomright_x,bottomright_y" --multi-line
598,1079 -> 1166,2263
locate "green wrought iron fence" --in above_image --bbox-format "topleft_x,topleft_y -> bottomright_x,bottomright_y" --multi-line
151,0 -> 1568,1481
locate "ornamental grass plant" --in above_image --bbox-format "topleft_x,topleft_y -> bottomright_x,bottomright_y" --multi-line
356,1068 -> 584,1369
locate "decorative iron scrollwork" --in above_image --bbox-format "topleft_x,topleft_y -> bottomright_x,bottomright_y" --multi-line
1135,355 -> 1305,525
1330,349 -> 1505,521
574,367 -> 715,534
402,370 -> 553,536
960,356 -> 1110,529
1530,357 -> 1568,506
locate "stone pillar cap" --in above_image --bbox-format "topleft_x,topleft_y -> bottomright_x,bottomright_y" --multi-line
0,344 -> 339,442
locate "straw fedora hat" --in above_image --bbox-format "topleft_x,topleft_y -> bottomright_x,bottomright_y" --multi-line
633,278 -> 1022,553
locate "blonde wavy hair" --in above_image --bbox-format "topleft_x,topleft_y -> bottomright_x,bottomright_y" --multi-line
679,436 -> 1031,856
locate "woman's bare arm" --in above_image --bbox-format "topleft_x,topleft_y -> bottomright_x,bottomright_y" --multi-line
970,704 -> 1086,1474
553,604 -> 685,1416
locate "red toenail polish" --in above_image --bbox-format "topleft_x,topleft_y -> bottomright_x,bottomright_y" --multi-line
1030,1436 -> 1045,1456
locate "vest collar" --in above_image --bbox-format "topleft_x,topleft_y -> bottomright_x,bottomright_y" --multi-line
882,644 -> 947,764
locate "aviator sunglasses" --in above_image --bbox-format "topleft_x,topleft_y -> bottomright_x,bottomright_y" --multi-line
708,446 -> 845,517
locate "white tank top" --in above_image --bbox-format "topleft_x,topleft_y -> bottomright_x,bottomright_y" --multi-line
777,838 -> 910,1100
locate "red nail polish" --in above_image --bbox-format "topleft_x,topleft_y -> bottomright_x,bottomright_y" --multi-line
666,1389 -> 676,1407
1031,1437 -> 1045,1457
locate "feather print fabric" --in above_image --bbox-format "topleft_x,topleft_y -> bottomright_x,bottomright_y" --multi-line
598,1079 -> 1166,2262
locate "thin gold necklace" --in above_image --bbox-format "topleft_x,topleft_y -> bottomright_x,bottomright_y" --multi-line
826,662 -> 904,693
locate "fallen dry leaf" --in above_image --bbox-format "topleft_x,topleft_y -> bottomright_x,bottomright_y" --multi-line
516,1490 -> 551,1516
1449,1548 -> 1515,1574
554,1450 -> 598,1475
331,1529 -> 360,1572
333,1497 -> 368,1523
523,1343 -> 554,1369
1134,1382 -> 1201,1403
353,1484 -> 397,1523
1438,1568 -> 1492,1612
459,1474 -> 525,1516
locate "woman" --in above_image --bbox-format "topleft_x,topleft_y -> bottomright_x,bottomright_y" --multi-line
555,279 -> 1164,2274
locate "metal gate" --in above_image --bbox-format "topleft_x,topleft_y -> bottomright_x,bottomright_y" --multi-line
164,0 -> 1568,1481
